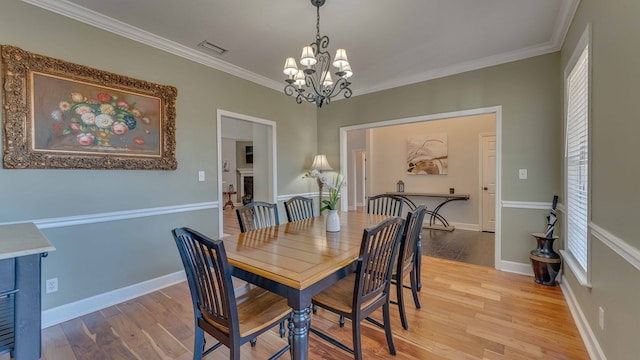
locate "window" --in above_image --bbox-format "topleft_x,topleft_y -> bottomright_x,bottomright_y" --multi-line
562,25 -> 591,286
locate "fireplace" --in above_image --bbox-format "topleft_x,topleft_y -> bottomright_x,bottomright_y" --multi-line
236,168 -> 254,203
244,176 -> 253,201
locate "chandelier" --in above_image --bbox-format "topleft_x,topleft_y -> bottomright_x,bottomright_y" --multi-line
283,0 -> 353,108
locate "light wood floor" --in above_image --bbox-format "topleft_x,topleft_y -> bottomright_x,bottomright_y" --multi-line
25,256 -> 588,360
222,207 -> 241,236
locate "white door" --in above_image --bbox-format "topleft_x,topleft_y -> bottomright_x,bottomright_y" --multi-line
481,135 -> 496,232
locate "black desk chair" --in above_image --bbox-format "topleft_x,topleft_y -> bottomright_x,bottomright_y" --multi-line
284,196 -> 314,222
172,227 -> 291,360
367,194 -> 404,216
393,205 -> 427,329
309,217 -> 405,360
236,201 -> 279,233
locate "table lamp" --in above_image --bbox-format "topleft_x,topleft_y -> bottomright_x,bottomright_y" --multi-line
310,154 -> 332,212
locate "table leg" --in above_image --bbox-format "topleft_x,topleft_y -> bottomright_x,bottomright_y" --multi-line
288,307 -> 310,360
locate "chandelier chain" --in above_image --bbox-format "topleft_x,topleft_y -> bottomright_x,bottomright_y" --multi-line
316,4 -> 321,41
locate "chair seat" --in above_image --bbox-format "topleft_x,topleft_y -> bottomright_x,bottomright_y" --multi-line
312,274 -> 380,314
204,286 -> 290,338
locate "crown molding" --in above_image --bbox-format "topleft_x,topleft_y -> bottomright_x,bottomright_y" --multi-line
21,0 -> 282,92
23,0 -> 579,98
352,0 -> 580,96
551,0 -> 581,50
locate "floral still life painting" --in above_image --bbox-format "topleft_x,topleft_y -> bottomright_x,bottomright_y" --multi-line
39,74 -> 160,155
1,45 -> 177,170
406,134 -> 448,175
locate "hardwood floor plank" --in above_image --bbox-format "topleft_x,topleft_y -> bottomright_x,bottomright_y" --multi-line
79,311 -> 139,360
42,255 -> 589,360
60,318 -> 111,360
115,301 -> 189,359
41,325 -> 77,360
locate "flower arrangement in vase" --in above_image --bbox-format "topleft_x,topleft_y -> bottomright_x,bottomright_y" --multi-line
304,170 -> 345,231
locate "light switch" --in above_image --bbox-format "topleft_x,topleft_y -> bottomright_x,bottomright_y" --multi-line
198,171 -> 205,182
519,169 -> 527,180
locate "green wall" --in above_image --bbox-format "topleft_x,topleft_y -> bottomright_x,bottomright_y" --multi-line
318,53 -> 562,265
0,0 -> 316,309
3,3 -> 637,358
560,0 -> 640,358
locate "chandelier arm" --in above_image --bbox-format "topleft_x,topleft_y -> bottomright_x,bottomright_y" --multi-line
284,83 -> 299,97
325,77 -> 352,98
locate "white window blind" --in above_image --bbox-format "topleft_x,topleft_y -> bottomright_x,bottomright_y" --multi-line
565,44 -> 589,271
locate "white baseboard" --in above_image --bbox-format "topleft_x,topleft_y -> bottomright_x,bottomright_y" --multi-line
497,260 -> 533,276
448,222 -> 480,231
42,270 -> 186,328
560,276 -> 607,360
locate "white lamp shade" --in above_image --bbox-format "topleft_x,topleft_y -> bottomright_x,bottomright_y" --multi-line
332,48 -> 349,68
300,46 -> 317,66
283,57 -> 298,76
341,63 -> 353,78
322,72 -> 333,86
310,154 -> 333,171
294,69 -> 306,86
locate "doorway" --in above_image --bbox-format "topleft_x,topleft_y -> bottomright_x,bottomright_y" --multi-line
217,110 -> 277,237
339,106 -> 502,269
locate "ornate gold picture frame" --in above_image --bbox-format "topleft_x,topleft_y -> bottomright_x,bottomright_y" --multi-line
1,45 -> 177,170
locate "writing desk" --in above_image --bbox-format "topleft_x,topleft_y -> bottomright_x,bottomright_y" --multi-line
221,212 -> 388,360
387,192 -> 469,231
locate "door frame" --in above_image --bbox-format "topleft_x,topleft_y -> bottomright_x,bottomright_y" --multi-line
217,109 -> 278,238
339,106 -> 502,269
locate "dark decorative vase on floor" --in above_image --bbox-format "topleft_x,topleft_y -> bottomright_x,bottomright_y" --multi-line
529,233 -> 561,286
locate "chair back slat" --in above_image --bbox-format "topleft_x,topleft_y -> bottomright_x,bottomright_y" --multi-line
367,194 -> 404,217
236,201 -> 279,233
399,205 -> 428,271
285,196 -> 314,222
354,217 -> 405,307
172,228 -> 239,336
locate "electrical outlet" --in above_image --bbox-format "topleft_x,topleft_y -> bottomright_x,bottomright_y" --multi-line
46,278 -> 58,294
599,307 -> 605,330
198,171 -> 205,182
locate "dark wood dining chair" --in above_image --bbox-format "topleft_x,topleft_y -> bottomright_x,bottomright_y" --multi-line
393,204 -> 427,330
172,227 -> 291,360
309,217 -> 405,360
284,196 -> 314,222
367,194 -> 404,217
236,201 -> 279,233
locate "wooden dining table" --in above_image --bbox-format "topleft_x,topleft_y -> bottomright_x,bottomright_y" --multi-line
221,211 -> 390,360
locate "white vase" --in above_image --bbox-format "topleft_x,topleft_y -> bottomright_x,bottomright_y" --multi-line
326,210 -> 341,232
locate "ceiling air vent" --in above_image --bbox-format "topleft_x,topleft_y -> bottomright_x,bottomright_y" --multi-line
198,40 -> 227,55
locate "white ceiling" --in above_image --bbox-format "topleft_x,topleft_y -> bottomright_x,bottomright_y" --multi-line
23,0 -> 579,96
